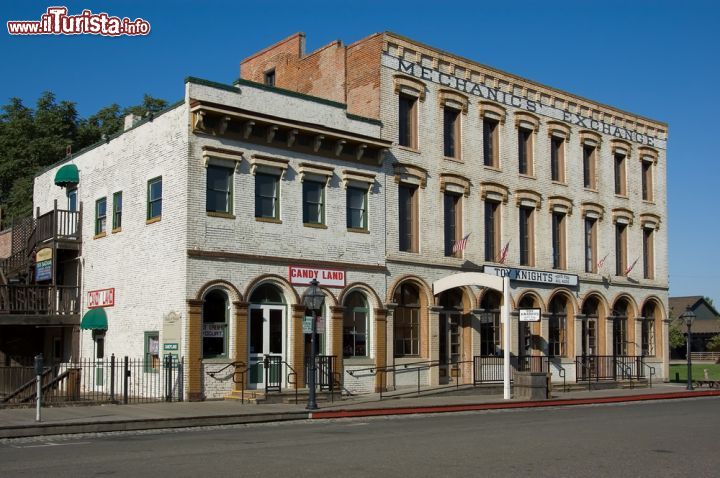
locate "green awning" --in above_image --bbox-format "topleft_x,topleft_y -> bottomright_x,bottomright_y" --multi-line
80,307 -> 108,330
54,164 -> 79,187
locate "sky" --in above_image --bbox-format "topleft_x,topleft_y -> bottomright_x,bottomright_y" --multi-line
2,0 -> 719,302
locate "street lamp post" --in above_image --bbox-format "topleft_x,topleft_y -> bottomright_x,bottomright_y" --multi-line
681,306 -> 696,391
303,279 -> 324,410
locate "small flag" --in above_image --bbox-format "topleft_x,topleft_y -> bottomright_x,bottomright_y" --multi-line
498,241 -> 510,264
625,257 -> 639,276
597,253 -> 609,271
452,233 -> 471,254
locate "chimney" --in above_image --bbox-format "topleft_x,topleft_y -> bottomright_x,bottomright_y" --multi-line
124,114 -> 142,131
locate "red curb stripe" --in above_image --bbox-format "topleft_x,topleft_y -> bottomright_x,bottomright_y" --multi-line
310,390 -> 720,419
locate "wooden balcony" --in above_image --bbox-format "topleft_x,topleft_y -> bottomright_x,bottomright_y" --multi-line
0,285 -> 80,324
30,206 -> 82,251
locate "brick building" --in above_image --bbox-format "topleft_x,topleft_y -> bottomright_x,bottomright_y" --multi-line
5,31 -> 668,401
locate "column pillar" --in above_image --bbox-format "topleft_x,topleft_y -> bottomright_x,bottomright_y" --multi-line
186,299 -> 203,401
329,306 -> 344,387
290,304 -> 306,388
233,301 -> 249,391
662,318 -> 671,381
374,308 -> 389,392
428,306 -> 442,386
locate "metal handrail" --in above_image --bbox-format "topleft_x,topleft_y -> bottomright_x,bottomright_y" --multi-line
641,359 -> 656,388
347,359 -> 441,400
549,359 -> 567,392
576,359 -> 594,391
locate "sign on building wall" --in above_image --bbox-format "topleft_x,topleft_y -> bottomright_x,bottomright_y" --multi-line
289,266 -> 346,288
35,247 -> 52,282
203,323 -> 224,338
484,266 -> 579,287
302,315 -> 325,334
519,308 -> 541,322
87,288 -> 115,308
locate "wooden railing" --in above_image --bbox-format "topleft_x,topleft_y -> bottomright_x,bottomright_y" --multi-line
30,207 -> 81,247
0,285 -> 80,315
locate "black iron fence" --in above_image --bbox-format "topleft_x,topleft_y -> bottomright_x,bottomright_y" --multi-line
0,354 -> 183,406
575,355 -> 647,382
473,355 -> 550,384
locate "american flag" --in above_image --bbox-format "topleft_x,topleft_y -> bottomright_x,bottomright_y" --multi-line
452,233 -> 471,254
498,241 -> 510,264
597,253 -> 609,270
625,257 -> 639,276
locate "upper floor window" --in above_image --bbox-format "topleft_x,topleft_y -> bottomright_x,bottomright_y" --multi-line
484,200 -> 500,262
519,206 -> 534,266
443,107 -> 461,159
112,191 -> 122,231
643,227 -> 655,280
255,173 -> 280,220
206,165 -> 234,214
147,177 -> 162,221
398,94 -> 418,149
584,217 -> 597,273
518,127 -> 533,175
550,136 -> 565,182
614,153 -> 627,196
343,292 -> 369,358
398,183 -> 418,252
483,117 -> 499,168
95,197 -> 107,235
583,145 -> 597,189
551,212 -> 566,269
264,69 -> 275,86
615,223 -> 628,276
347,186 -> 368,230
443,192 -> 462,257
303,180 -> 325,225
641,160 -> 653,201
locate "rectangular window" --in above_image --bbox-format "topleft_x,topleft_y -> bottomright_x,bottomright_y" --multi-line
518,127 -> 533,175
583,145 -> 596,189
443,107 -> 460,158
147,177 -> 162,221
519,206 -> 534,266
398,184 -> 418,252
642,160 -> 653,201
95,197 -> 107,235
548,315 -> 566,357
112,192 -> 122,231
483,117 -> 499,168
394,307 -> 420,357
264,69 -> 275,86
643,227 -> 654,280
615,223 -> 627,276
641,319 -> 655,356
584,217 -> 597,273
550,137 -> 564,182
398,94 -> 418,149
255,173 -> 279,219
613,318 -> 627,356
443,192 -> 462,257
479,311 -> 501,356
551,212 -> 566,269
343,308 -> 368,358
206,165 -> 233,214
144,331 -> 160,373
303,180 -> 325,225
484,201 -> 500,262
347,186 -> 368,230
614,153 -> 626,196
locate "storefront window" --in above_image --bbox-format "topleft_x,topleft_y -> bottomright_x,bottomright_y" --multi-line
343,291 -> 368,358
202,289 -> 228,358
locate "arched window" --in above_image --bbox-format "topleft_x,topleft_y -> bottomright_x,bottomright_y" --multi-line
581,296 -> 600,357
394,282 -> 420,357
517,294 -> 538,356
343,291 -> 369,358
203,289 -> 228,358
480,291 -> 501,356
613,298 -> 630,356
641,302 -> 657,357
548,295 -> 568,357
250,283 -> 284,304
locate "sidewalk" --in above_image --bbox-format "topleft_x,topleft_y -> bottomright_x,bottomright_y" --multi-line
2,382 -> 719,439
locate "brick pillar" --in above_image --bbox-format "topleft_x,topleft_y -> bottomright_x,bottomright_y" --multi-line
462,314 -> 472,384
374,308 -> 388,392
329,306 -> 344,387
628,317 -> 637,356
290,304 -> 306,388
187,299 -> 203,401
233,301 -> 249,391
428,306 -> 442,386
661,318 -> 671,381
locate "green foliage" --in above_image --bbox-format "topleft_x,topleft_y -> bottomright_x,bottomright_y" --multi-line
705,296 -> 715,307
0,92 -> 166,227
669,324 -> 686,349
707,334 -> 720,352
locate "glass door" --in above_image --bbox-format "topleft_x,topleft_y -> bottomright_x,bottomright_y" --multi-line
249,305 -> 285,388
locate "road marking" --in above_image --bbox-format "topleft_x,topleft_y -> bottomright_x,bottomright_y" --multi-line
12,441 -> 91,449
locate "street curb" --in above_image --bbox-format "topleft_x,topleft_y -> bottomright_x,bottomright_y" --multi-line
309,390 -> 720,419
0,411 -> 309,439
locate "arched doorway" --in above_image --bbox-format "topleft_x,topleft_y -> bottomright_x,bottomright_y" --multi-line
437,289 -> 465,384
612,297 -> 632,357
517,294 -> 540,357
641,301 -> 658,357
248,283 -> 286,388
202,289 -> 230,359
581,295 -> 601,357
548,295 -> 569,358
479,291 -> 502,356
393,282 -> 422,358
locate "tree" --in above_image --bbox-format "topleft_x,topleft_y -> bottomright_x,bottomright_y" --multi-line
707,334 -> 720,352
705,296 -> 714,307
669,324 -> 686,350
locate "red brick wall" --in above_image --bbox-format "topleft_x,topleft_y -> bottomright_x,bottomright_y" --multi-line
240,32 -> 384,120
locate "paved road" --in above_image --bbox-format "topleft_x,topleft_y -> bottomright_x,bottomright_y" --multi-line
1,397 -> 718,477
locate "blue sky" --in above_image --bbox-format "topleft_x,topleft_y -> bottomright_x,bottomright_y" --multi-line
2,1 -> 718,302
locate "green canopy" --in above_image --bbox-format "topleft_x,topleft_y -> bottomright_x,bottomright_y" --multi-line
80,307 -> 108,330
54,164 -> 79,187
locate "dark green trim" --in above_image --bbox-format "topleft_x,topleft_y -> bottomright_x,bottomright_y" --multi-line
233,77 -> 347,109
346,113 -> 382,126
147,176 -> 162,220
144,331 -> 160,373
54,164 -> 80,186
185,76 -> 241,94
36,100 -> 184,178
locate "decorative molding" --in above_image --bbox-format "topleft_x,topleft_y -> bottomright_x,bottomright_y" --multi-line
639,212 -> 661,230
439,173 -> 471,197
201,146 -> 244,169
610,138 -> 632,157
393,74 -> 426,101
342,170 -> 375,189
438,88 -> 469,114
612,207 -> 634,225
393,162 -> 428,188
514,111 -> 540,131
546,120 -> 571,139
548,195 -> 574,215
579,129 -> 602,148
515,188 -> 542,209
638,146 -> 659,164
480,181 -> 509,204
478,101 -> 506,124
250,153 -> 289,177
581,201 -> 605,220
298,162 -> 334,183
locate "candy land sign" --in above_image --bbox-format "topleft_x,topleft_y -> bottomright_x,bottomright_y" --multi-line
87,288 -> 115,308
289,266 -> 346,288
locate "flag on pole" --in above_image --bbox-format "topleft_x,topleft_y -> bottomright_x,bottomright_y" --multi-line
452,233 -> 471,254
498,241 -> 510,264
625,257 -> 639,276
597,253 -> 609,271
